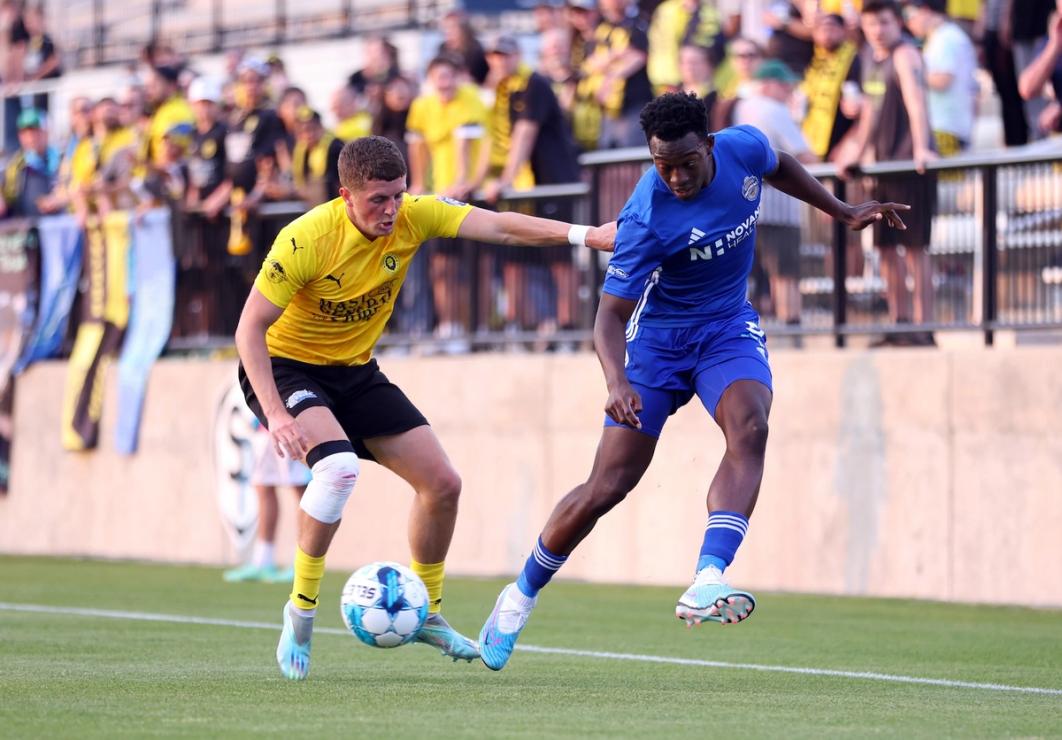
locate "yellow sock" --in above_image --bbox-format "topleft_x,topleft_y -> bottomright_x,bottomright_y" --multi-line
411,559 -> 445,614
290,547 -> 326,611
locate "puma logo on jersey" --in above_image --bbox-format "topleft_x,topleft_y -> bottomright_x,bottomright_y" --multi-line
291,237 -> 302,254
324,272 -> 344,288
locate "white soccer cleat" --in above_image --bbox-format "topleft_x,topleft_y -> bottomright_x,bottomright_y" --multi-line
675,566 -> 756,627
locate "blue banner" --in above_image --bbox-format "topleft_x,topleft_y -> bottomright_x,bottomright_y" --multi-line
115,208 -> 176,455
15,214 -> 83,373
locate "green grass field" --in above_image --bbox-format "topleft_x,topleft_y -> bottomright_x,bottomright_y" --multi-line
1,556 -> 1060,738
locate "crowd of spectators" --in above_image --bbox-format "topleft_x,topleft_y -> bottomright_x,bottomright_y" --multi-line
1,0 -> 1061,348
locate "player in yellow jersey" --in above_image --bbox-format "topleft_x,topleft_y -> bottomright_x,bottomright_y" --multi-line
235,136 -> 615,680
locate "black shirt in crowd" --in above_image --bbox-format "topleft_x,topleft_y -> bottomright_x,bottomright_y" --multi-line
189,122 -> 228,198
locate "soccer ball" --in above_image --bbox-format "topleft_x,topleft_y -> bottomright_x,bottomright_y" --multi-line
340,561 -> 429,648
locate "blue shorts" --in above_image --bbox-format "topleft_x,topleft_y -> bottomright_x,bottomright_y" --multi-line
604,306 -> 773,438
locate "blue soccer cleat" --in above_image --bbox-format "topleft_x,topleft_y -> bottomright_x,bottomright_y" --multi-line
413,613 -> 480,662
276,602 -> 313,680
675,566 -> 756,626
479,583 -> 536,671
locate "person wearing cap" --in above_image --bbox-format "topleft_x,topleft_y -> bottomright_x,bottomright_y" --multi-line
903,0 -> 978,154
234,134 -> 616,681
579,0 -> 654,148
801,12 -> 862,162
145,64 -> 194,169
474,33 -> 583,343
735,58 -> 817,326
1,107 -> 59,219
181,76 -> 233,339
291,107 -> 343,206
837,0 -> 936,346
186,76 -> 231,220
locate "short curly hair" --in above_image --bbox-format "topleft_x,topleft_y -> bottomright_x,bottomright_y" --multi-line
338,135 -> 407,190
639,92 -> 709,144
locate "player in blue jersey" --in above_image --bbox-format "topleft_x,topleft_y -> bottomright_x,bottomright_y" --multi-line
478,92 -> 909,671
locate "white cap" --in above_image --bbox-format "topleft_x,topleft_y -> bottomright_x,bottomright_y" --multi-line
188,76 -> 222,103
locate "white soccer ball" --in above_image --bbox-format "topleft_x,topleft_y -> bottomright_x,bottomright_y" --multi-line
340,561 -> 429,648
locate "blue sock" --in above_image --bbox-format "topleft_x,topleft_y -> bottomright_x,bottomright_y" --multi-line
515,537 -> 567,598
696,511 -> 749,574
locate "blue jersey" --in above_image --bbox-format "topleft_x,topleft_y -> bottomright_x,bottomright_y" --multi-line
601,125 -> 778,327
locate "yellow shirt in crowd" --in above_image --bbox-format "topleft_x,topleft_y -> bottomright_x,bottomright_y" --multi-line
255,194 -> 472,366
647,0 -> 723,91
335,113 -> 373,142
68,127 -> 139,189
148,95 -> 194,166
406,83 -> 487,191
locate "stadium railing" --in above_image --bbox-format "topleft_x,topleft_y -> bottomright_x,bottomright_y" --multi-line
5,144 -> 1062,357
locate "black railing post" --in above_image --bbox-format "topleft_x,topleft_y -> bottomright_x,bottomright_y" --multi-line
831,177 -> 848,348
981,165 -> 998,346
276,0 -> 287,45
93,0 -> 105,64
151,0 -> 162,42
212,0 -> 224,52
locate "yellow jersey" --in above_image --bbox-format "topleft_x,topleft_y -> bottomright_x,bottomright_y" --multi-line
255,194 -> 472,366
406,84 -> 487,191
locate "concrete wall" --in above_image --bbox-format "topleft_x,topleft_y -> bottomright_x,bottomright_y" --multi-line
2,348 -> 1061,606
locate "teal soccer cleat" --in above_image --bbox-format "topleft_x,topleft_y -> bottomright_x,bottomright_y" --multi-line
276,603 -> 313,680
675,566 -> 756,626
479,583 -> 536,671
413,613 -> 480,662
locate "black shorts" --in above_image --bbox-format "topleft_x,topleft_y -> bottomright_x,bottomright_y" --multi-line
874,174 -> 935,249
238,357 -> 428,463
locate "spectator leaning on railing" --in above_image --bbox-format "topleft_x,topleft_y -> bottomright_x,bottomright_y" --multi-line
475,33 -> 583,344
837,0 -> 937,346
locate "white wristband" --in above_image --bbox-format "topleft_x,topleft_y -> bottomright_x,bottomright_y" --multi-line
567,224 -> 589,247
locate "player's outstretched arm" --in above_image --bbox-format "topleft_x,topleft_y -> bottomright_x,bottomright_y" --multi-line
765,150 -> 911,231
457,206 -> 617,252
234,288 -> 310,460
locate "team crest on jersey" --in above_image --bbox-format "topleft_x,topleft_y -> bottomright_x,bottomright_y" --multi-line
383,253 -> 399,272
743,177 -> 760,201
266,259 -> 287,284
437,195 -> 468,208
201,138 -> 217,159
742,176 -> 760,201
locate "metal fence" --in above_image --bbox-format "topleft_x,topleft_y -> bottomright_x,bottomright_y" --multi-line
48,0 -> 475,68
50,144 -> 1062,356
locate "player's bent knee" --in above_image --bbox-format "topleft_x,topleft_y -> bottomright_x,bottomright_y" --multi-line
728,416 -> 769,456
421,467 -> 461,505
300,441 -> 360,524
